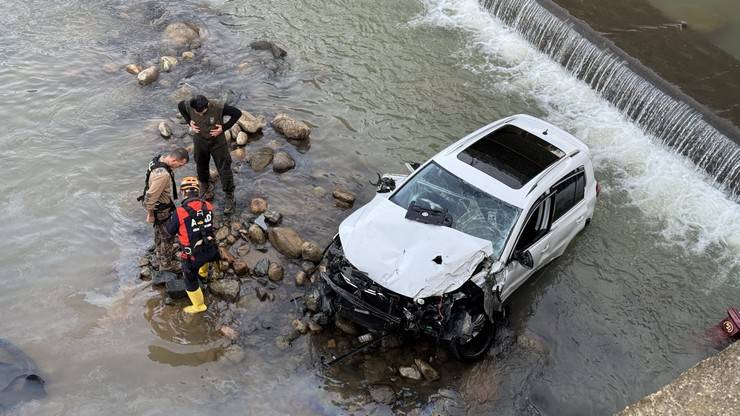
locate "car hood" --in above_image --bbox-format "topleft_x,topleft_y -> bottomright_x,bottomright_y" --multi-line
338,195 -> 494,298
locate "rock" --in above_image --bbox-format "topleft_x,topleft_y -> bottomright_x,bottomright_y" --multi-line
229,123 -> 242,139
233,260 -> 249,276
252,258 -> 269,277
138,256 -> 150,267
312,186 -> 327,197
137,66 -> 159,86
170,84 -> 193,103
272,151 -> 296,173
102,62 -> 119,73
268,263 -> 284,282
301,241 -> 323,263
139,266 -> 152,280
263,210 -> 282,225
215,227 -> 230,241
222,344 -> 245,364
399,365 -> 422,381
248,224 -> 267,244
160,56 -> 178,72
266,139 -> 282,151
210,279 -> 240,302
237,244 -> 250,257
209,166 -> 219,182
249,198 -> 267,214
125,63 -> 141,75
220,325 -> 239,340
158,121 -> 172,138
236,131 -> 248,146
291,319 -> 308,334
334,315 -> 360,336
255,286 -> 268,301
294,271 -> 307,286
237,62 -> 249,72
301,261 -> 317,274
249,40 -> 287,59
268,227 -> 304,259
326,339 -> 337,349
250,147 -> 274,172
181,51 -> 195,60
237,112 -> 267,134
414,359 -> 440,381
304,293 -> 319,312
332,189 -> 356,206
312,312 -> 330,326
218,246 -> 235,265
164,22 -> 200,48
369,386 -> 396,405
307,320 -> 322,334
231,147 -> 248,162
165,278 -> 188,299
271,113 -> 311,140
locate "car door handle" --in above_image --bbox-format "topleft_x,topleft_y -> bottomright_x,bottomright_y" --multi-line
576,215 -> 585,223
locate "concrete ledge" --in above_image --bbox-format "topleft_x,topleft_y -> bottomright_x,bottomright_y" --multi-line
618,341 -> 739,416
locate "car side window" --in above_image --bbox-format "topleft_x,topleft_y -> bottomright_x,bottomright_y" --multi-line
552,168 -> 586,223
514,198 -> 551,252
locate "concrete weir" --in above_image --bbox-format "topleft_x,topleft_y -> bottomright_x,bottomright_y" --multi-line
618,341 -> 739,416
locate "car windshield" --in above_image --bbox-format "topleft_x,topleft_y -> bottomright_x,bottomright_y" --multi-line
390,162 -> 521,259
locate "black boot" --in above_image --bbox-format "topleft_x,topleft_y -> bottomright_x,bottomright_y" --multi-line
224,192 -> 235,215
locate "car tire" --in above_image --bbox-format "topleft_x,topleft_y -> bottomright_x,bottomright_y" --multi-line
448,316 -> 495,362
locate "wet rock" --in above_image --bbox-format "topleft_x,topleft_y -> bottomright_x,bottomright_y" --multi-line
369,386 -> 396,405
326,339 -> 337,349
272,151 -> 296,173
233,260 -> 249,276
311,312 -> 330,326
255,286 -> 268,301
268,263 -> 284,282
236,131 -> 248,146
102,63 -> 119,73
237,111 -> 267,134
137,66 -> 159,86
249,198 -> 268,215
271,113 -> 311,140
222,344 -> 245,364
237,244 -> 250,257
263,210 -> 282,225
301,241 -> 323,263
231,147 -> 248,162
291,319 -> 308,334
517,334 -> 548,355
399,365 -> 422,381
158,122 -> 172,138
228,123 -> 241,139
210,279 -> 240,302
220,325 -> 239,340
304,293 -> 319,312
215,226 -> 230,241
334,315 -> 360,336
249,40 -> 287,59
138,256 -> 150,267
332,189 -> 355,207
139,266 -> 152,280
125,63 -> 141,75
165,278 -> 188,299
301,261 -> 317,274
250,147 -> 274,172
414,358 -> 440,381
312,186 -> 327,198
181,51 -> 195,60
294,271 -> 307,286
266,139 -> 282,151
152,270 -> 177,286
268,227 -> 303,259
252,258 -> 269,277
170,84 -> 193,103
307,320 -> 322,334
160,56 -> 177,72
247,224 -> 267,244
164,22 -> 200,48
219,247 -> 236,265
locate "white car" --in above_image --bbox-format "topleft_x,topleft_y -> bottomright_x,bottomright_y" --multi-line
317,114 -> 599,360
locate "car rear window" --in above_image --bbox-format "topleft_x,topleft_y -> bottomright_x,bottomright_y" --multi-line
457,124 -> 565,189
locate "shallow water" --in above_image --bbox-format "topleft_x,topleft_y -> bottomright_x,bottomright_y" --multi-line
0,0 -> 738,415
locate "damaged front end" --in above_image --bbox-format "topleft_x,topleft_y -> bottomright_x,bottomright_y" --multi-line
316,237 -> 496,361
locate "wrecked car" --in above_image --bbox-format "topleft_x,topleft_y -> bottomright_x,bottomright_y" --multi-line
316,114 -> 599,361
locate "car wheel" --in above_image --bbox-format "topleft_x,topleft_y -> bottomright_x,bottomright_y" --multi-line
449,315 -> 495,362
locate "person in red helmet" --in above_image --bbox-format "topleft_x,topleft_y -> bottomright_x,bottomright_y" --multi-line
165,177 -> 220,313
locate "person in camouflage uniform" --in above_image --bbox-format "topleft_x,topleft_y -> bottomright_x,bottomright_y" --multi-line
139,147 -> 189,271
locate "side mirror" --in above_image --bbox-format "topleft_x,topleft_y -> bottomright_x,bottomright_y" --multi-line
514,250 -> 534,269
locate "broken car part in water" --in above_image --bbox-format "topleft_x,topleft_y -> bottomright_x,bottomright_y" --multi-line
0,339 -> 45,411
315,115 -> 599,361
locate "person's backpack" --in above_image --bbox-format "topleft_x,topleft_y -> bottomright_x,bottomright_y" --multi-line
182,199 -> 219,267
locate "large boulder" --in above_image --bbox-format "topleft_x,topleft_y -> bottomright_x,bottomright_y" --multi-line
271,113 -> 310,140
268,227 -> 303,259
250,147 -> 274,172
237,112 -> 267,133
137,66 -> 159,86
210,279 -> 240,302
163,22 -> 201,48
272,151 -> 295,173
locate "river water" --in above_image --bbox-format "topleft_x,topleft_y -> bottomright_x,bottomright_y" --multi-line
1,0 -> 738,415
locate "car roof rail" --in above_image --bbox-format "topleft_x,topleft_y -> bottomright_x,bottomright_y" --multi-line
525,148 -> 581,197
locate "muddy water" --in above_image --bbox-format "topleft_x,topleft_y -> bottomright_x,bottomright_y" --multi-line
0,0 -> 738,415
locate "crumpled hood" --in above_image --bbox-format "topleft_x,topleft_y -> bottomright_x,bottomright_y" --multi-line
338,195 -> 493,298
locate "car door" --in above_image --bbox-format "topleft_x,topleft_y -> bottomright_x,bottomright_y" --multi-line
547,168 -> 588,259
499,195 -> 555,301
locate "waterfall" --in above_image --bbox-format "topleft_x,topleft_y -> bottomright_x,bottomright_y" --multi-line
479,0 -> 740,199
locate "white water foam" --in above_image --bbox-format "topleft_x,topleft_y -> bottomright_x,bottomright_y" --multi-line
411,0 -> 740,273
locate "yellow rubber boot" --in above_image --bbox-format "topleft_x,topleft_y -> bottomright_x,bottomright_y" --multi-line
198,263 -> 209,279
183,287 -> 207,314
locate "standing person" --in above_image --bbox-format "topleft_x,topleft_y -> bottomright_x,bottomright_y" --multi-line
166,177 -> 220,314
178,95 -> 242,214
138,147 -> 190,272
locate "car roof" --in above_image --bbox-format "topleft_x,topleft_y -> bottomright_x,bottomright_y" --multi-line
432,115 -> 590,208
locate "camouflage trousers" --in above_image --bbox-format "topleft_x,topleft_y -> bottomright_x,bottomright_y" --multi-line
153,222 -> 177,271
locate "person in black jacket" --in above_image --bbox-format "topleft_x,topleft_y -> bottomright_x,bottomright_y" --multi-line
178,95 -> 242,214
